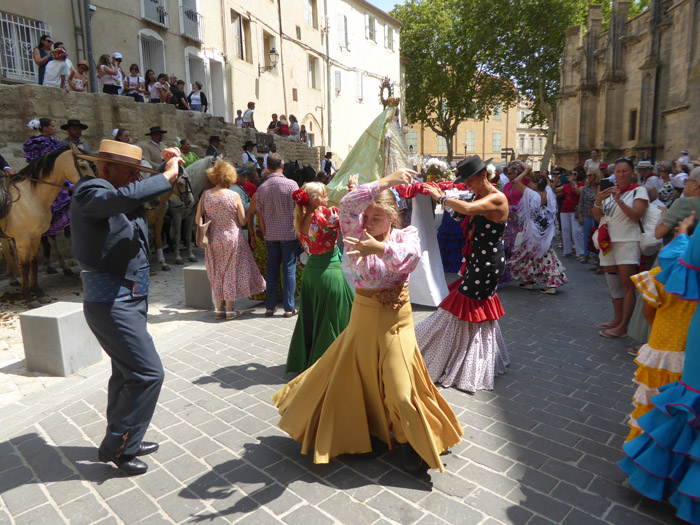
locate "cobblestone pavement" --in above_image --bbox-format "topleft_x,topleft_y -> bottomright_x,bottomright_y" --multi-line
0,248 -> 682,524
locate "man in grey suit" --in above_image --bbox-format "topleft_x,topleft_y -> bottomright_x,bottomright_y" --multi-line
72,140 -> 181,475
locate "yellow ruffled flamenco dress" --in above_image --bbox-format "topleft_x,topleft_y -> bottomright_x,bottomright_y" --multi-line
626,267 -> 697,441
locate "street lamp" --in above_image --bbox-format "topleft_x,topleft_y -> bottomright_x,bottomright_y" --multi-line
259,47 -> 279,74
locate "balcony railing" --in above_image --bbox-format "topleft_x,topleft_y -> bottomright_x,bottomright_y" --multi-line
180,6 -> 203,42
142,0 -> 168,28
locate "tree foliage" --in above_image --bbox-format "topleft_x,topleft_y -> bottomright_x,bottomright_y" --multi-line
392,0 -> 517,162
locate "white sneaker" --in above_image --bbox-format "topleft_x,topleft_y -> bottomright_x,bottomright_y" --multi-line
540,287 -> 557,295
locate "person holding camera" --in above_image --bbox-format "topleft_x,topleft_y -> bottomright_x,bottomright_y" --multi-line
592,157 -> 649,339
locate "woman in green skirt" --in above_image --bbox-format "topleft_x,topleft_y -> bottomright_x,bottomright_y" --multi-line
286,182 -> 354,372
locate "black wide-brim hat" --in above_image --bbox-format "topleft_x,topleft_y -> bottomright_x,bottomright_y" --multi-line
146,126 -> 167,136
242,140 -> 257,149
209,135 -> 220,142
455,155 -> 492,183
60,119 -> 88,130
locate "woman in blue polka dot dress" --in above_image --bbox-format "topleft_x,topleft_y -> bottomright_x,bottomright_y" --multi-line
415,156 -> 511,393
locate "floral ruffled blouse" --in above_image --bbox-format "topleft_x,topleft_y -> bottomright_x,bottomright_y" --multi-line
300,206 -> 340,255
339,181 -> 421,290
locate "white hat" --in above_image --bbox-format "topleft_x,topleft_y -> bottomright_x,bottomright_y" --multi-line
636,160 -> 653,169
682,149 -> 688,154
112,52 -> 123,59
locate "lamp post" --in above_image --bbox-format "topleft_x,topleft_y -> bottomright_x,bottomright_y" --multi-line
259,47 -> 279,75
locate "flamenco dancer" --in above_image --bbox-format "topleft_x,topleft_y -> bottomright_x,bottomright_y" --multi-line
415,156 -> 510,393
273,169 -> 463,473
286,181 -> 354,373
618,211 -> 700,524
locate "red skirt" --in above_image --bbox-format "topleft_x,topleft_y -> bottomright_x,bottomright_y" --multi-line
439,279 -> 504,323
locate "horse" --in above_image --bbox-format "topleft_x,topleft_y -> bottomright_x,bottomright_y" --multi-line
1,238 -> 20,286
283,161 -> 317,186
0,145 -> 94,299
168,155 -> 216,265
145,167 -> 194,271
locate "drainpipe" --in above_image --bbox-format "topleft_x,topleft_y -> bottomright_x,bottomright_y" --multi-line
324,0 -> 331,149
83,0 -> 97,93
277,0 -> 288,116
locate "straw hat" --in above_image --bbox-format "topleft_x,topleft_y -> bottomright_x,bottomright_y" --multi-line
75,140 -> 158,173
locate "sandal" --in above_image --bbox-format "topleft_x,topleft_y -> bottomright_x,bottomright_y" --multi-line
519,283 -> 535,290
599,329 -> 628,339
626,346 -> 640,357
226,310 -> 242,320
283,308 -> 299,318
214,310 -> 225,320
264,308 -> 277,317
596,322 -> 617,329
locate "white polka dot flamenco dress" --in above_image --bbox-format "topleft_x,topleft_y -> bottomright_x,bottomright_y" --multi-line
415,214 -> 509,393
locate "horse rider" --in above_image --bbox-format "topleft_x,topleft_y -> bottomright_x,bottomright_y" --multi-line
71,139 -> 182,475
60,119 -> 92,154
205,135 -> 220,157
143,126 -> 167,168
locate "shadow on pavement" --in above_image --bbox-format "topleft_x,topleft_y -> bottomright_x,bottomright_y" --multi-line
193,363 -> 288,390
180,434 -> 432,522
0,433 -> 126,494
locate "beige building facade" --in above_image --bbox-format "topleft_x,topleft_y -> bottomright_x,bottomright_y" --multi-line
555,0 -> 700,167
407,104 -> 518,164
0,0 -> 401,159
516,99 -> 548,171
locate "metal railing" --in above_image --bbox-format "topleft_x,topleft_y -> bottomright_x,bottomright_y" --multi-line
180,6 -> 203,42
142,0 -> 168,28
0,12 -> 50,83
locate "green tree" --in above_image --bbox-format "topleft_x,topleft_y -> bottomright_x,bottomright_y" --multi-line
473,0 -> 651,169
392,0 -> 517,162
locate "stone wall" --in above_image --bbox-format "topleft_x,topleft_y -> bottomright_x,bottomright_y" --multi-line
0,84 -> 325,170
554,0 -> 700,168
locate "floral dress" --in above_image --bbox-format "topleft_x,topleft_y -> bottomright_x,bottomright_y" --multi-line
286,206 -> 355,373
203,190 -> 265,301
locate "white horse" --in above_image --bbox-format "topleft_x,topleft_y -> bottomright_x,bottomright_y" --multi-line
168,155 -> 217,264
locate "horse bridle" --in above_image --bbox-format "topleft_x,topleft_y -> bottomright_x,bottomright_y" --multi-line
169,173 -> 194,209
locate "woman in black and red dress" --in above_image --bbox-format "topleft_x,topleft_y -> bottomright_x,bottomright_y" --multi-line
416,156 -> 510,393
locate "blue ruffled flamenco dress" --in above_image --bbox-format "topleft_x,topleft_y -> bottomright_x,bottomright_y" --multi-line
618,226 -> 700,524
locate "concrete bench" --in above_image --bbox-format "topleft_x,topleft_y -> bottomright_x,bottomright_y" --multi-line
183,262 -> 213,310
19,302 -> 103,377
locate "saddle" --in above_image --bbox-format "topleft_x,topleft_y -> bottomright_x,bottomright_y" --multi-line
0,176 -> 12,238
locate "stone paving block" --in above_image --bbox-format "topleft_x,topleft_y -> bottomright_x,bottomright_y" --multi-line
158,488 -> 211,523
528,435 -> 583,463
458,462 -> 518,497
527,408 -> 571,429
586,475 -> 641,508
197,418 -> 235,438
92,473 -> 138,501
44,478 -> 91,506
162,454 -> 209,483
165,422 -> 204,445
576,437 -> 625,463
12,502 -> 63,524
462,445 -> 515,473
1,481 -> 48,516
551,482 -> 612,518
636,497 -> 681,523
106,487 -> 159,523
222,463 -> 275,497
540,459 -> 593,489
604,504 -> 670,525
319,492 -> 381,524
465,488 -> 531,524
367,489 -> 424,524
183,436 -> 221,459
250,482 -> 302,515
429,470 -> 476,499
564,420 -> 612,443
507,485 -> 572,523
578,454 -> 626,483
239,443 -> 283,469
456,410 -> 493,430
285,472 -> 337,505
236,507 -> 283,525
511,392 -> 552,411
376,469 -> 431,503
531,423 -> 582,447
499,443 -> 549,469
42,420 -> 84,444
482,421 -> 535,447
263,458 -> 307,485
60,493 -> 110,525
325,467 -> 379,502
282,504 -> 334,525
415,514 -> 450,525
150,441 -> 187,464
526,515 -> 558,525
505,464 -> 558,494
232,415 -> 271,437
133,466 -> 183,500
132,513 -> 175,525
580,403 -> 627,424
562,508 -> 608,525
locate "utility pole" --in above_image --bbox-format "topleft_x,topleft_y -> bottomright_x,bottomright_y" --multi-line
323,0 -> 331,149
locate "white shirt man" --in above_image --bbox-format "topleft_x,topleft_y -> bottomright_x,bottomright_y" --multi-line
679,151 -> 691,166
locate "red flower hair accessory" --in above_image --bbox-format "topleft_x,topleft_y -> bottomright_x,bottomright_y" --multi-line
292,188 -> 309,206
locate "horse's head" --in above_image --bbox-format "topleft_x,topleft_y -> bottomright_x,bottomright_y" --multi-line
63,144 -> 94,183
173,172 -> 195,208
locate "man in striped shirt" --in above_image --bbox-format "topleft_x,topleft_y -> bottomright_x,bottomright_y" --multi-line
248,153 -> 300,317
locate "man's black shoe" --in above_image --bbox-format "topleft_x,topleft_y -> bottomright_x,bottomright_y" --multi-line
399,442 -> 425,473
98,449 -> 148,475
136,441 -> 159,457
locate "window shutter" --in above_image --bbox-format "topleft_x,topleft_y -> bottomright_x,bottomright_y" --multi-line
384,24 -> 389,48
365,13 -> 369,39
335,70 -> 341,93
344,16 -> 350,49
337,14 -> 345,47
305,1 -> 310,25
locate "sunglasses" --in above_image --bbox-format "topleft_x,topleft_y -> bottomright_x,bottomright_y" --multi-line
615,157 -> 632,163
